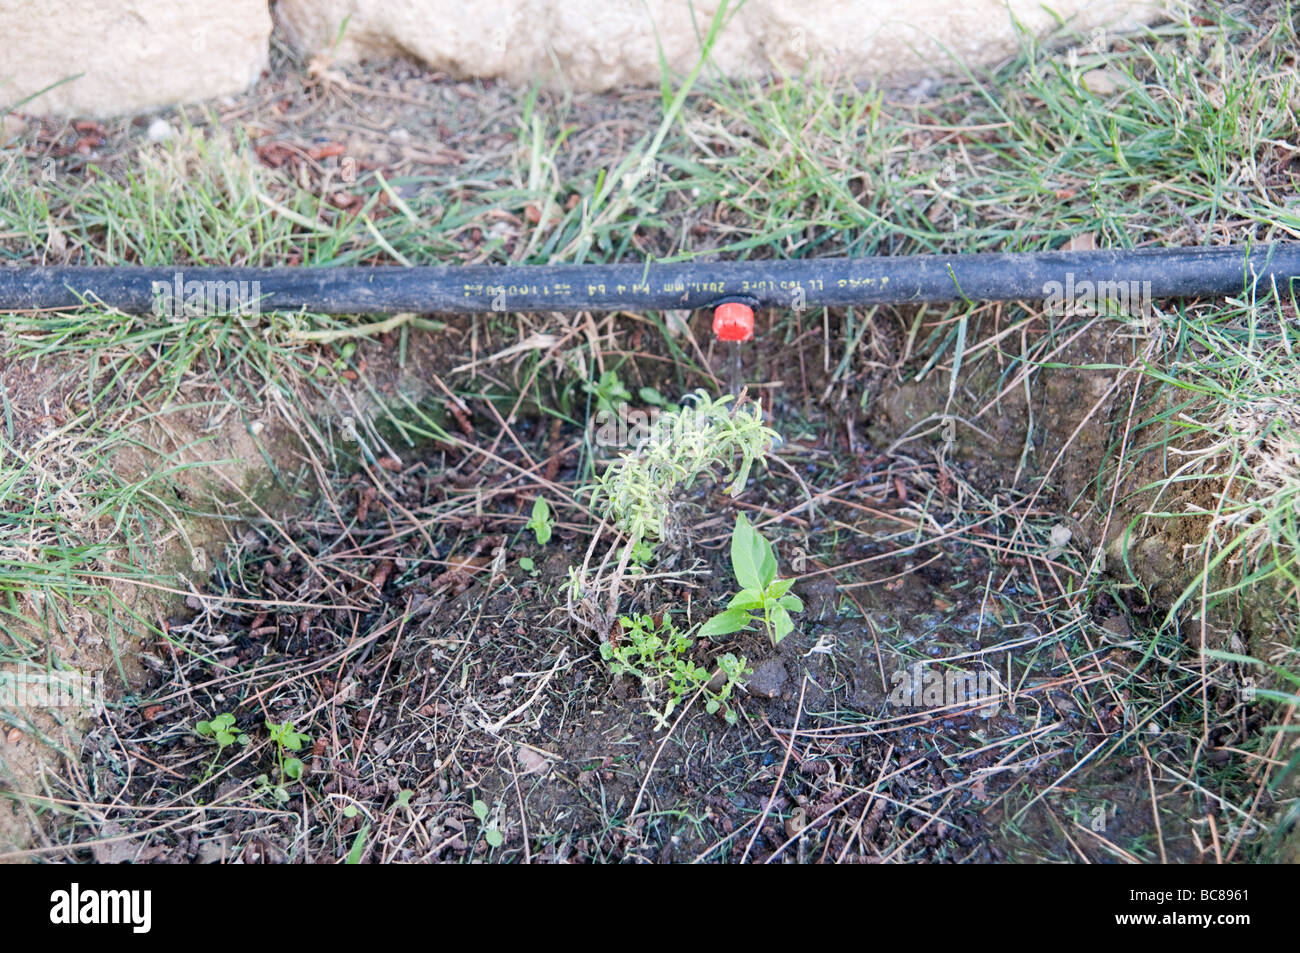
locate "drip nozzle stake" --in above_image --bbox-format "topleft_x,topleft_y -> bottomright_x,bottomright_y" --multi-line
710,297 -> 757,397
712,300 -> 755,342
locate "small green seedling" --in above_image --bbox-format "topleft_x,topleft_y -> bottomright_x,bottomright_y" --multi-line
638,386 -> 680,413
195,712 -> 249,776
699,513 -> 803,645
472,798 -> 503,848
266,719 -> 309,783
518,555 -> 536,572
526,497 -> 554,545
586,369 -> 632,413
196,712 -> 247,749
254,719 -> 309,803
707,653 -> 750,724
628,539 -> 656,567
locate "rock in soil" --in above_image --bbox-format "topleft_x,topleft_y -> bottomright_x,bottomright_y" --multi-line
745,658 -> 788,699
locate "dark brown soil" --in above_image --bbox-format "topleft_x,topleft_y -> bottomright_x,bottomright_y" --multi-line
49,307 -> 1250,864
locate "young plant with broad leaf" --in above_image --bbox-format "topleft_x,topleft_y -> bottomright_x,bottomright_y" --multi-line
698,513 -> 803,645
195,711 -> 249,777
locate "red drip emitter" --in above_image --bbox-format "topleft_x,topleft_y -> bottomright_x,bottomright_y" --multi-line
711,300 -> 755,342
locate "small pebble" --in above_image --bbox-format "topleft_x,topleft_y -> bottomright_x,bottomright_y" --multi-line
146,118 -> 173,142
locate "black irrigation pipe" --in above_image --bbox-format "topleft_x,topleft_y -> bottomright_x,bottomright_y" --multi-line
1,244 -> 1297,316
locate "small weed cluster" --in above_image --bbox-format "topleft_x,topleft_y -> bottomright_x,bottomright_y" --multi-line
602,613 -> 749,728
195,713 -> 308,803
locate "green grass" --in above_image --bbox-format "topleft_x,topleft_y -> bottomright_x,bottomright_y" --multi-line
0,127 -> 379,674
1131,288 -> 1300,616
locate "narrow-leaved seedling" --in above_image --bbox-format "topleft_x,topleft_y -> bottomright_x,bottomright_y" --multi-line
592,391 -> 777,551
